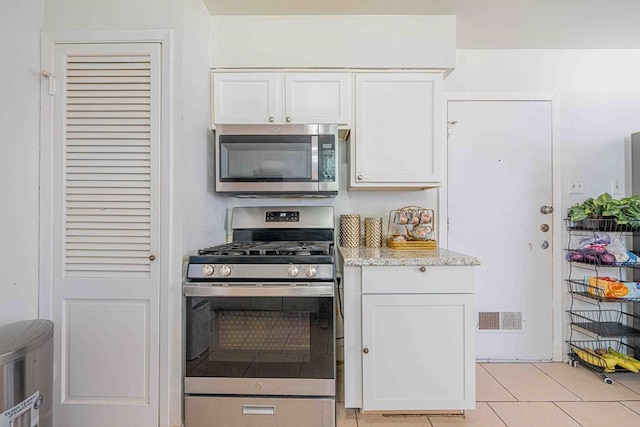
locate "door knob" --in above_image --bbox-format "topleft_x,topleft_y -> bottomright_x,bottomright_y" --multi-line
149,255 -> 156,261
541,241 -> 549,249
540,206 -> 554,214
540,224 -> 550,232
363,348 -> 369,354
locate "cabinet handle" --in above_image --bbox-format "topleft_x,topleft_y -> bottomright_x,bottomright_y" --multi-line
286,116 -> 292,122
419,266 -> 426,272
357,175 -> 363,181
149,255 -> 156,261
363,348 -> 369,354
269,116 -> 275,122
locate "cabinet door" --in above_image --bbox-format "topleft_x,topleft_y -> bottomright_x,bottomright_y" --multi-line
213,73 -> 284,123
362,293 -> 475,411
285,73 -> 351,124
352,73 -> 444,188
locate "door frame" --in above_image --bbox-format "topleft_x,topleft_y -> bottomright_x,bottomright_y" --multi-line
39,29 -> 180,426
442,92 -> 563,361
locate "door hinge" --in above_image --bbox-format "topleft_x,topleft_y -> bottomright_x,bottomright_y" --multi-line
41,70 -> 56,96
446,120 -> 457,137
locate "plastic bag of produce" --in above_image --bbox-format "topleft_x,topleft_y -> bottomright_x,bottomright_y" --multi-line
567,232 -> 637,265
586,275 -> 640,298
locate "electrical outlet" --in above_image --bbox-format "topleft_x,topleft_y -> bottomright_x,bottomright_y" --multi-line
570,179 -> 584,194
611,180 -> 622,195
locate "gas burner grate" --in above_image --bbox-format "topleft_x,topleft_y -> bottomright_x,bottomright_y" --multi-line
197,241 -> 333,257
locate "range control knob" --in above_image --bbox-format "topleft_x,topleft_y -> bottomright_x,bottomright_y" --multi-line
219,265 -> 232,277
288,265 -> 300,277
202,265 -> 214,276
305,266 -> 318,278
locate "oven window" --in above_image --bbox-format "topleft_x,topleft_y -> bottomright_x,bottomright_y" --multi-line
185,296 -> 334,379
219,135 -> 312,181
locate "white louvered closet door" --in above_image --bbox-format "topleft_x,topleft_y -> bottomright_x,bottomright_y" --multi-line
51,43 -> 160,427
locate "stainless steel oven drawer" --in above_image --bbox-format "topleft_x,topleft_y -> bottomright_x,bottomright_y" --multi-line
185,395 -> 335,427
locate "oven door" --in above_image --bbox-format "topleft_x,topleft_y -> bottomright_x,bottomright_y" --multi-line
184,283 -> 335,397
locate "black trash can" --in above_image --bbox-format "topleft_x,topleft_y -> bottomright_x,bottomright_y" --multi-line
0,319 -> 54,427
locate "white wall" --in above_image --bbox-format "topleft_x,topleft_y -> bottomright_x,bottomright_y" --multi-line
44,0 -> 180,30
0,2 -> 44,325
182,9 -> 225,254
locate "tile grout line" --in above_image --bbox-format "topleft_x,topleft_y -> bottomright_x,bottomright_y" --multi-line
536,361 -> 640,400
550,401 -> 586,427
478,362 -> 519,402
621,401 -> 640,416
531,362 -> 583,401
484,402 -> 510,427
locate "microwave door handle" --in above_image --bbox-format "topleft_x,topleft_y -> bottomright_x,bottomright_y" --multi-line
311,135 -> 319,181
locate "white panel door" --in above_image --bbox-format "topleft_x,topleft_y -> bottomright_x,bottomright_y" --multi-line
49,43 -> 161,426
447,100 -> 553,360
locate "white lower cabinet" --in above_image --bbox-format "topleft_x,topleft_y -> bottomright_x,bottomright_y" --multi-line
362,293 -> 475,411
342,265 -> 476,412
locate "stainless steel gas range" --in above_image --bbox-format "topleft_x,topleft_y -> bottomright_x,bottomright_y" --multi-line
183,206 -> 336,427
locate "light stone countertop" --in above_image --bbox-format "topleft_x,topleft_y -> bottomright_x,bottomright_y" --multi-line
338,246 -> 481,266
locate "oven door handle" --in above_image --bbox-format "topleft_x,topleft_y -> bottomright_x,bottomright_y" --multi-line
183,284 -> 334,297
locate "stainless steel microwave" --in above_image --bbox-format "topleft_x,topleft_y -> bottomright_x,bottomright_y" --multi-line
214,124 -> 338,197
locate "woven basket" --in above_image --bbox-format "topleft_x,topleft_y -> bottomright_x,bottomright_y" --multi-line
386,238 -> 437,250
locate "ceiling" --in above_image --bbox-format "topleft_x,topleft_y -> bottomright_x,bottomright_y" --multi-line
202,0 -> 640,49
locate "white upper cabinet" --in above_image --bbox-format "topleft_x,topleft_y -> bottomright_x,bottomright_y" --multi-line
213,72 -> 351,125
351,73 -> 444,189
213,73 -> 283,124
285,73 -> 351,125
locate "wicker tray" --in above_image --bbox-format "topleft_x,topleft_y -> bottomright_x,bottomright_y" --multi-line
386,206 -> 437,249
386,238 -> 437,250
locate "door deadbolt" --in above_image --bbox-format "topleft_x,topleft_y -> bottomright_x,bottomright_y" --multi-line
540,224 -> 550,232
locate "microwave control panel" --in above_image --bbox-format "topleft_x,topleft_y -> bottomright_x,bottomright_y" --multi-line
318,135 -> 336,183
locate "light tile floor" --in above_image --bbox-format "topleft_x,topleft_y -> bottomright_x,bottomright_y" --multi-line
337,362 -> 640,427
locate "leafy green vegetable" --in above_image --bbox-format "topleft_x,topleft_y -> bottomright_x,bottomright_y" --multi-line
568,193 -> 640,224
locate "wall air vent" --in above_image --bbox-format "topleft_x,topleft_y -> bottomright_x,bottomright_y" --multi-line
477,311 -> 524,332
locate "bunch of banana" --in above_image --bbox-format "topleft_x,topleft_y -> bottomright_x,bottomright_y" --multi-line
606,347 -> 640,373
574,347 -> 616,373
